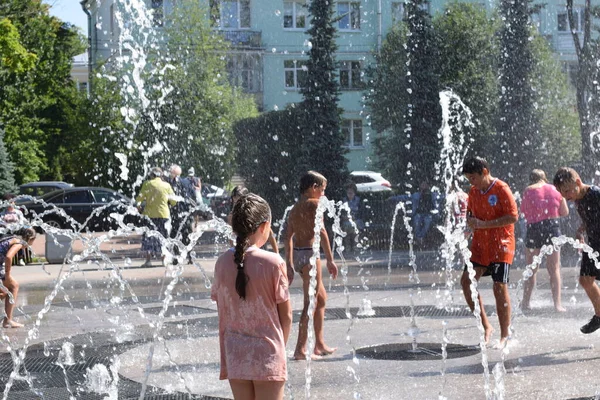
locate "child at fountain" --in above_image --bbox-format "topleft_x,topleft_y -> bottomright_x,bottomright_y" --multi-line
227,186 -> 278,253
461,157 -> 518,347
285,171 -> 338,360
0,227 -> 36,328
553,167 -> 600,334
211,193 -> 292,400
521,169 -> 568,312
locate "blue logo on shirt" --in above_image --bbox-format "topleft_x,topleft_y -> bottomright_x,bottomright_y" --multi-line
488,194 -> 498,206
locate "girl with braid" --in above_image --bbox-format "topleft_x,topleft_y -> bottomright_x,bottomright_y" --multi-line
211,193 -> 292,400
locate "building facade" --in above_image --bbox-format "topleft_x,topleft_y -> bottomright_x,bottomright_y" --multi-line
71,52 -> 90,96
81,0 -> 592,172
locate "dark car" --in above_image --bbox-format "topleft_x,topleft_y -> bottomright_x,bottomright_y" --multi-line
19,187 -> 146,232
19,181 -> 74,197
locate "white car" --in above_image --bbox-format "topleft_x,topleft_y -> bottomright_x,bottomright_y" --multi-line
350,171 -> 392,192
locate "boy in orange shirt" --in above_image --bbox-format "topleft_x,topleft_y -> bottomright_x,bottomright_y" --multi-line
461,157 -> 519,347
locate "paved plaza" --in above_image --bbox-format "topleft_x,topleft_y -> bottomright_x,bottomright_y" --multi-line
0,232 -> 599,399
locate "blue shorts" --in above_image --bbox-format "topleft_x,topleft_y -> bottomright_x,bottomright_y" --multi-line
581,250 -> 600,280
526,219 -> 561,249
464,262 -> 511,283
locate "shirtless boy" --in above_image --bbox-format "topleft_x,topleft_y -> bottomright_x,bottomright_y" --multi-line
285,171 -> 338,360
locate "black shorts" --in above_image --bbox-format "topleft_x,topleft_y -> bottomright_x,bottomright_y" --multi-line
525,219 -> 561,249
580,250 -> 600,280
464,262 -> 511,283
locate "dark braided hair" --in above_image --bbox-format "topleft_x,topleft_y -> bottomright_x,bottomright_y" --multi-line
231,193 -> 271,300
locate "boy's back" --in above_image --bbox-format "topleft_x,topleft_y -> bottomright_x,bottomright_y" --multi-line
288,198 -> 320,248
576,185 -> 600,246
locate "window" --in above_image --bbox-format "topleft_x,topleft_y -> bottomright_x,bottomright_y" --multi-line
558,8 -> 583,32
63,191 -> 92,204
227,54 -> 262,93
391,2 -> 405,24
339,61 -> 363,90
284,60 -> 308,89
283,1 -> 307,29
342,119 -> 363,148
210,0 -> 251,29
151,0 -> 164,27
337,2 -> 360,30
92,190 -> 122,203
78,82 -> 88,95
557,12 -> 568,31
350,175 -> 374,184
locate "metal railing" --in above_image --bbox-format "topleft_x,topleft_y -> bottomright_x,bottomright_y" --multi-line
219,30 -> 262,48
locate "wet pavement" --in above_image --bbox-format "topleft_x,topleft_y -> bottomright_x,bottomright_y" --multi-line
1,230 -> 599,399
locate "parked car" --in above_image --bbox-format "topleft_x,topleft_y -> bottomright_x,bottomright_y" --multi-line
201,184 -> 230,218
19,181 -> 74,198
350,171 -> 392,192
18,187 -> 145,232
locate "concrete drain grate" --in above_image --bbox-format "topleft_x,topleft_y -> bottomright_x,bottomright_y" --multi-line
325,305 -> 488,320
355,342 -> 480,361
144,305 -> 214,317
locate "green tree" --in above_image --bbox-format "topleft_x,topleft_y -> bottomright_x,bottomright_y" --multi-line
299,0 -> 348,198
403,0 -> 441,187
0,0 -> 87,184
0,125 -> 16,195
235,107 -> 305,220
529,33 -> 581,175
163,1 -> 257,184
85,0 -> 257,194
367,0 -> 440,189
366,26 -> 410,183
0,18 -> 36,73
434,3 -> 499,158
566,0 -> 600,177
496,0 -> 541,186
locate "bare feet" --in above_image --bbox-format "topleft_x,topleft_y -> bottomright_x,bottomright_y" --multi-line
555,306 -> 567,313
2,319 -> 23,328
494,336 -> 509,349
293,353 -> 323,361
314,345 -> 337,356
484,325 -> 494,345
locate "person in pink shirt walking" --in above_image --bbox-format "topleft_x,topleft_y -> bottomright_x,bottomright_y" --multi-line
211,193 -> 292,400
520,169 -> 569,312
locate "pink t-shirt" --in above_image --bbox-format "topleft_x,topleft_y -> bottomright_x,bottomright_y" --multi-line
211,246 -> 289,381
520,183 -> 563,224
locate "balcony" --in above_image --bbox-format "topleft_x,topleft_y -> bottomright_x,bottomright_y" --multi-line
219,30 -> 263,49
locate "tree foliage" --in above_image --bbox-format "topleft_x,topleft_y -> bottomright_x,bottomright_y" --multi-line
0,18 -> 36,73
298,0 -> 348,198
566,0 -> 600,178
368,0 -> 441,190
235,107 -> 305,220
0,0 -> 87,184
368,2 -> 579,189
530,34 -> 581,176
434,3 -> 498,158
495,0 -> 541,187
0,125 -> 16,195
85,0 -> 257,194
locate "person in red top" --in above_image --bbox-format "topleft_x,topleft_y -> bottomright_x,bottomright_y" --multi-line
460,157 -> 518,347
